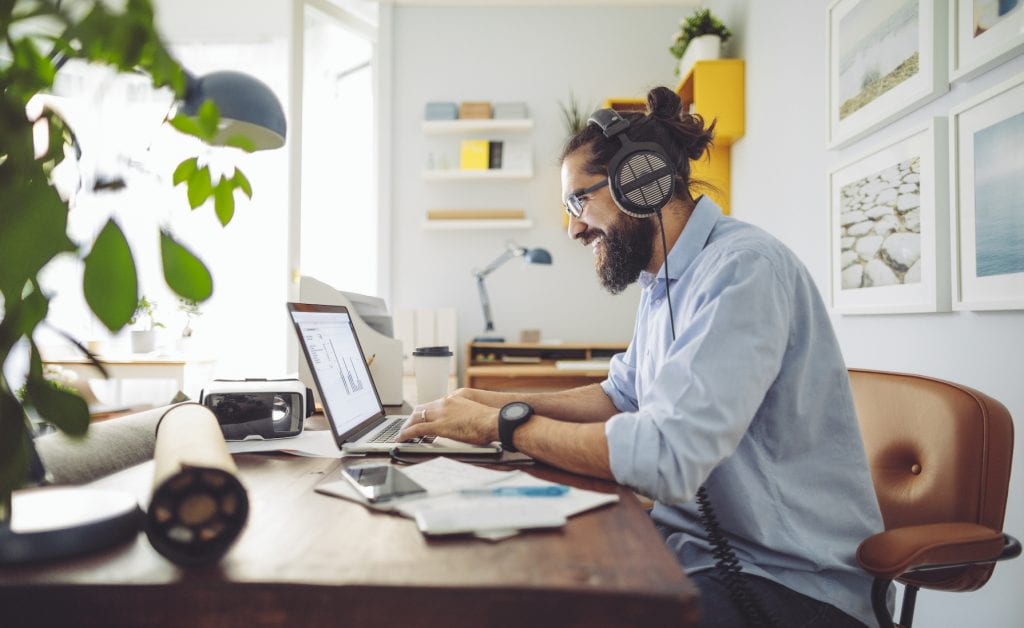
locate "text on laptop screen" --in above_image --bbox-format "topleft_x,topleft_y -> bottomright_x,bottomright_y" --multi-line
292,311 -> 381,436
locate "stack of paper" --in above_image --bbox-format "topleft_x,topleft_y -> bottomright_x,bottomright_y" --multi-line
315,458 -> 619,541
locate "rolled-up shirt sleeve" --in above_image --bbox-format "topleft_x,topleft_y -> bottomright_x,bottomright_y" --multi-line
604,249 -> 791,504
601,342 -> 639,413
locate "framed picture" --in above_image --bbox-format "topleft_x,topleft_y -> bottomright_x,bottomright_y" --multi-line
949,72 -> 1024,310
949,0 -> 1024,82
829,119 -> 950,314
827,0 -> 948,149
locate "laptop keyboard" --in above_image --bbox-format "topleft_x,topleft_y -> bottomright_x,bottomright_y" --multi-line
369,417 -> 436,444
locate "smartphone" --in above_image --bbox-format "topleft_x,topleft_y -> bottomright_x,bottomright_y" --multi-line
341,464 -> 427,503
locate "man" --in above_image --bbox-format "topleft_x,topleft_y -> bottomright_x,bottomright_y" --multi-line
400,87 -> 882,627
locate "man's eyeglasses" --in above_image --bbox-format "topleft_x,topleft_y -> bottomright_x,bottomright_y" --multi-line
563,179 -> 609,218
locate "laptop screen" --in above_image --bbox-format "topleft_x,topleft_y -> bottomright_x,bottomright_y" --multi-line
290,308 -> 383,438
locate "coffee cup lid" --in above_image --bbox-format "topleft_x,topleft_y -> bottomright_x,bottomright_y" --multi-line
413,346 -> 452,357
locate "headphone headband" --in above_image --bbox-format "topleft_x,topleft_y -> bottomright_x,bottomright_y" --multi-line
588,108 -> 631,139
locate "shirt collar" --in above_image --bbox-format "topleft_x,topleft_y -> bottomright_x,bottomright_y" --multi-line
639,195 -> 722,288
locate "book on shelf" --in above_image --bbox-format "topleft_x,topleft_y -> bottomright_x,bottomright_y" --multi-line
459,140 -> 490,170
554,359 -> 612,370
458,101 -> 492,119
424,102 -> 458,120
500,355 -> 542,364
493,102 -> 528,119
426,209 -> 525,221
488,141 -> 503,169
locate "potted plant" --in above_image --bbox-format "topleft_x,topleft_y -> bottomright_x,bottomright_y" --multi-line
129,297 -> 164,353
670,8 -> 732,77
0,0 -> 260,519
177,297 -> 202,352
558,91 -> 593,138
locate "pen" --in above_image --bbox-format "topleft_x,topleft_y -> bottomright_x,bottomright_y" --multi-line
459,485 -> 570,497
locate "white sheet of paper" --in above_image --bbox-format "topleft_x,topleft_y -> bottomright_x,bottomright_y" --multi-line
399,456 -> 515,494
315,457 -> 620,541
225,429 -> 344,458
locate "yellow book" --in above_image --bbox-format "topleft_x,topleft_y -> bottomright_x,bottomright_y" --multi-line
460,140 -> 490,170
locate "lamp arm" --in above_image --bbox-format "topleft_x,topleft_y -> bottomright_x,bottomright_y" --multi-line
476,275 -> 495,332
475,248 -> 520,279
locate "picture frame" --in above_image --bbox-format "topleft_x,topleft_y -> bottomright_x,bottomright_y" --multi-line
829,119 -> 950,314
949,0 -> 1024,83
949,72 -> 1024,310
826,0 -> 949,149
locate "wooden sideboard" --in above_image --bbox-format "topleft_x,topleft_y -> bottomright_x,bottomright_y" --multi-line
464,342 -> 628,393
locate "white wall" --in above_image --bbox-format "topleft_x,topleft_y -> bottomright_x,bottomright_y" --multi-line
390,5 -> 687,367
709,0 -> 1024,625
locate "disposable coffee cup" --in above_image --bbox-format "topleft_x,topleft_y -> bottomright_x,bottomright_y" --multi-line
412,346 -> 453,404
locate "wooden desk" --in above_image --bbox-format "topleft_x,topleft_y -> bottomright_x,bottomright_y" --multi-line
465,342 -> 628,393
0,454 -> 697,627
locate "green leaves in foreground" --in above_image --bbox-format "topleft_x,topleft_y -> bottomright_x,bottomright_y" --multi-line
171,159 -> 253,227
0,391 -> 30,501
26,345 -> 88,437
83,220 -> 138,331
160,231 -> 212,302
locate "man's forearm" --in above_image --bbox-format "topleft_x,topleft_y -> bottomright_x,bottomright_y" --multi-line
470,383 -> 619,424
512,416 -> 613,480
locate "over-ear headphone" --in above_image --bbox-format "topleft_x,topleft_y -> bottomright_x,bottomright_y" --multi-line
587,108 -> 676,218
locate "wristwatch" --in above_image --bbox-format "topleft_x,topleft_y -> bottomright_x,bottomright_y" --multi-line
498,402 -> 534,453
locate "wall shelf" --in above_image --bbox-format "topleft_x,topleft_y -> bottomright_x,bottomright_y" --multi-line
421,168 -> 533,180
421,219 -> 533,230
422,119 -> 533,134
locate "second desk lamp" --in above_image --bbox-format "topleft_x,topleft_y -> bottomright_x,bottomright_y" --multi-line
473,240 -> 552,342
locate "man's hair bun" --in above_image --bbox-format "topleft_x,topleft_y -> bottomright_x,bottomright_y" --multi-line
646,86 -> 683,121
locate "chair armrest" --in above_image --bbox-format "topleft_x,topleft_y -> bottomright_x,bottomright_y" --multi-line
857,523 -> 1006,579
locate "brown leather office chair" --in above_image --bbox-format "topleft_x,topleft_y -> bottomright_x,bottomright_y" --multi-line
849,369 -> 1020,628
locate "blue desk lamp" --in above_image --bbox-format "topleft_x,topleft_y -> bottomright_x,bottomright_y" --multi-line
473,241 -> 552,342
182,71 -> 286,150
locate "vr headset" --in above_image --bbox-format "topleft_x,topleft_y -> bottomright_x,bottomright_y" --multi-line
200,379 -> 314,441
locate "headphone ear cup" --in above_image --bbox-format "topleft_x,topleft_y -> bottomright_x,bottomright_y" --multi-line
608,146 -> 676,217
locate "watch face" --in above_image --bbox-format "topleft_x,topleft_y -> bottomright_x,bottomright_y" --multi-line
503,402 -> 530,420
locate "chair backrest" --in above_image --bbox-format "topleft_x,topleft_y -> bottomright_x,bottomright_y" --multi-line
848,368 -> 1014,591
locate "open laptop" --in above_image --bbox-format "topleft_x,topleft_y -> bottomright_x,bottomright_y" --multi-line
287,302 -> 501,455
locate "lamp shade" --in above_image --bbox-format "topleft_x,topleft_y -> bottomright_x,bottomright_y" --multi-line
183,71 -> 286,150
525,248 -> 552,265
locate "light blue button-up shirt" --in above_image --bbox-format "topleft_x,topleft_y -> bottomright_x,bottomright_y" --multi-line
602,196 -> 883,626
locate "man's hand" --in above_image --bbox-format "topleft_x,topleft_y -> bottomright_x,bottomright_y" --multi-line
447,387 -> 510,408
399,395 -> 500,445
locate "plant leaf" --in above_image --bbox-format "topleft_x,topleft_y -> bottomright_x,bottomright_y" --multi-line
232,169 -> 252,199
213,176 -> 235,226
160,230 -> 213,302
83,219 -> 138,331
197,100 -> 220,139
169,113 -> 204,139
0,175 -> 76,299
0,391 -> 30,500
26,346 -> 89,437
187,165 -> 212,209
223,135 -> 256,153
49,325 -> 109,378
172,157 -> 197,186
0,283 -> 49,357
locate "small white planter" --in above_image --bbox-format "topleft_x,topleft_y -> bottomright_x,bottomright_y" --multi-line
678,34 -> 722,78
131,330 -> 156,353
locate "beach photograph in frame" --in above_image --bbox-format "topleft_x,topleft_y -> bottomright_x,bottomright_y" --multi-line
950,0 -> 1024,82
950,72 -> 1024,309
829,120 -> 950,314
827,0 -> 948,148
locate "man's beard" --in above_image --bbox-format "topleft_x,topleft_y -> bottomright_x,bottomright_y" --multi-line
586,214 -> 656,294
